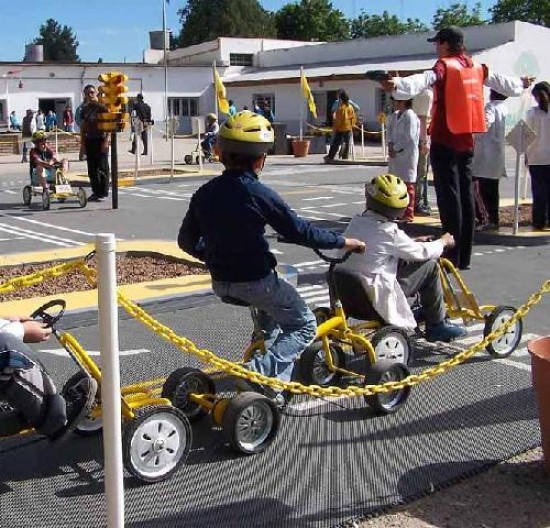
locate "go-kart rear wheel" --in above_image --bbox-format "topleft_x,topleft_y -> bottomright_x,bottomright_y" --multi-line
22,185 -> 32,206
57,197 -> 66,203
161,367 -> 215,422
370,326 -> 413,365
484,305 -> 523,358
77,187 -> 87,208
364,360 -> 410,415
299,340 -> 345,387
123,406 -> 191,483
42,189 -> 51,210
313,307 -> 332,325
184,154 -> 193,165
195,155 -> 201,165
62,371 -> 102,436
221,392 -> 279,455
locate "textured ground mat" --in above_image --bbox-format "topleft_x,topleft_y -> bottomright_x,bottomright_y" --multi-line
0,298 -> 540,528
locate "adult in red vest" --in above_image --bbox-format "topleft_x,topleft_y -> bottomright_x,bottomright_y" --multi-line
380,26 -> 534,270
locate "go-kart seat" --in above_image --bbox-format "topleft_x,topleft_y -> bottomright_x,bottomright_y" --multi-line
331,268 -> 385,322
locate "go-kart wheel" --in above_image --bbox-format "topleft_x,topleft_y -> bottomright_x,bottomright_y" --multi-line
364,360 -> 410,415
22,185 -> 32,206
161,367 -> 215,422
313,307 -> 332,325
370,326 -> 413,365
57,197 -> 66,203
123,405 -> 191,483
299,340 -> 345,387
30,299 -> 66,327
184,154 -> 192,164
77,187 -> 87,208
484,305 -> 523,358
0,400 -> 27,437
221,392 -> 279,455
42,189 -> 51,210
195,155 -> 201,165
62,372 -> 102,436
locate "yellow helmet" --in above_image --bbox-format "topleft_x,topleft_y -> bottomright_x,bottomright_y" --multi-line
365,174 -> 409,218
31,131 -> 46,144
217,110 -> 274,157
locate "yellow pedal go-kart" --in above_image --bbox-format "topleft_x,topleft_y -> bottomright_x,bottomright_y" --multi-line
23,163 -> 87,211
0,300 -> 191,483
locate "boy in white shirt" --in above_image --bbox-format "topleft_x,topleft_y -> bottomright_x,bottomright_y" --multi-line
337,174 -> 467,342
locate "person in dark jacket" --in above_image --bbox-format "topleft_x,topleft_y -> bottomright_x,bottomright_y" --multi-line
178,111 -> 365,404
129,93 -> 153,156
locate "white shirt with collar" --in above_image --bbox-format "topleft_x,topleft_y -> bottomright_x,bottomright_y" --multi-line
338,210 -> 445,330
0,318 -> 25,340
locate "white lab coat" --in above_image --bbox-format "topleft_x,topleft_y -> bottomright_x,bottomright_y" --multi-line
472,99 -> 508,180
338,210 -> 445,330
525,106 -> 550,166
387,109 -> 420,182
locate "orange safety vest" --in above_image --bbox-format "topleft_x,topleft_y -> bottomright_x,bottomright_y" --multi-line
333,103 -> 356,132
441,57 -> 486,134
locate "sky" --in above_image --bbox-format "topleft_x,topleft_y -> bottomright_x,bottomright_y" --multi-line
0,0 -> 496,64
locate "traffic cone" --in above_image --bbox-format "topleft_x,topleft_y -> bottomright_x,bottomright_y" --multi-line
528,336 -> 550,474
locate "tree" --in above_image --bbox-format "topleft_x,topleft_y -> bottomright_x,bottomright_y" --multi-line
490,0 -> 550,27
33,18 -> 79,62
176,0 -> 276,48
432,2 -> 486,29
275,0 -> 350,41
351,10 -> 428,39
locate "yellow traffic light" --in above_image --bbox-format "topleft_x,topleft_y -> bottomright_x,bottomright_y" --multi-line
97,71 -> 130,132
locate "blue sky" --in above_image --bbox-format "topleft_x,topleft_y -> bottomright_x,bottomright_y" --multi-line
1,0 -> 495,63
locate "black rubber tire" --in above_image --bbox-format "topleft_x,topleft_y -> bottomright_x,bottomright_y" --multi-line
364,360 -> 410,415
221,392 -> 279,455
77,187 -> 87,208
195,155 -> 201,165
370,326 -> 413,366
313,307 -> 332,325
161,367 -> 215,422
57,197 -> 66,203
62,371 -> 102,437
299,340 -> 345,387
184,154 -> 192,164
22,185 -> 32,206
484,305 -> 523,358
122,405 -> 191,483
42,189 -> 51,210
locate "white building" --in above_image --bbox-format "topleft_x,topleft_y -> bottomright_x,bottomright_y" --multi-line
1,21 -> 547,135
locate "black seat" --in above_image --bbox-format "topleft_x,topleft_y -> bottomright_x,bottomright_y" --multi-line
220,296 -> 251,307
331,269 -> 384,322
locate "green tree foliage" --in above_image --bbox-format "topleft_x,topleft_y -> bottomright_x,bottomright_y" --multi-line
274,0 -> 350,41
176,0 -> 276,48
350,10 -> 428,38
490,0 -> 550,27
432,2 -> 486,29
33,18 -> 79,62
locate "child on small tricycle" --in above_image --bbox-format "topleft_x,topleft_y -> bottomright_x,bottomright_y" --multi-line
29,130 -> 68,191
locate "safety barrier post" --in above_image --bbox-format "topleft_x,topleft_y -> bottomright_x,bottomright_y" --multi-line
381,122 -> 387,162
96,233 -> 125,528
54,127 -> 59,156
361,124 -> 365,159
170,116 -> 175,181
149,126 -> 154,166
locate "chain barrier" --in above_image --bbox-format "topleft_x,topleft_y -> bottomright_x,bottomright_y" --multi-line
1,258 -> 549,398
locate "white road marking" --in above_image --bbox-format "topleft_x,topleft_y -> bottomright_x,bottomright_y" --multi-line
0,211 -> 101,238
0,224 -> 83,247
302,197 -> 334,201
38,348 -> 150,357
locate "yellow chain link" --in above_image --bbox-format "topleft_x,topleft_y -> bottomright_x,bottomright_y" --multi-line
2,258 -> 549,398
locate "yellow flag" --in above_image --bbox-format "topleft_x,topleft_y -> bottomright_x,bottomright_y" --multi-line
214,67 -> 230,115
300,69 -> 317,119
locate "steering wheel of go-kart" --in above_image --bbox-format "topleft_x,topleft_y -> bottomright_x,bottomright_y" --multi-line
30,299 -> 66,328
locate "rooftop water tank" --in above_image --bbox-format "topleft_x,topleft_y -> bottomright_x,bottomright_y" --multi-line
149,30 -> 172,50
24,44 -> 44,63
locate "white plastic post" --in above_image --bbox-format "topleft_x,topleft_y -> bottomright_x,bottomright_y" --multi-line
55,127 -> 59,155
361,124 -> 365,159
148,126 -> 154,166
170,117 -> 175,180
512,121 -> 525,235
96,234 -> 125,528
381,123 -> 387,161
350,135 -> 355,161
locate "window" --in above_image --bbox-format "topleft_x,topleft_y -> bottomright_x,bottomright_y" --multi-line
230,53 -> 253,66
168,97 -> 199,117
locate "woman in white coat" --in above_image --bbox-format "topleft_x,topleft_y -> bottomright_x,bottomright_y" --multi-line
472,90 -> 509,230
387,97 -> 420,222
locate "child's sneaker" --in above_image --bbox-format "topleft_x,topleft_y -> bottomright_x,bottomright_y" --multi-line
425,320 -> 467,343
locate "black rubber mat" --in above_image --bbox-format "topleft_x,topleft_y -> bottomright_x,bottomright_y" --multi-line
0,301 -> 540,528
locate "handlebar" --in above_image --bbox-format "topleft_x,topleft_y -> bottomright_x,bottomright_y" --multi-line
276,237 -> 359,265
30,299 -> 66,328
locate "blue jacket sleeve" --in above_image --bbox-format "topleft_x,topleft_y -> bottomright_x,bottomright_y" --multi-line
255,184 -> 345,249
177,197 -> 205,261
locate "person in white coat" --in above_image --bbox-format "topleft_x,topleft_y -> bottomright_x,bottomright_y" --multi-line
387,97 -> 420,222
472,90 -> 509,230
336,174 -> 467,342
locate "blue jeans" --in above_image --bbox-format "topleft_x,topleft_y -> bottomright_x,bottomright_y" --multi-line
213,271 -> 317,384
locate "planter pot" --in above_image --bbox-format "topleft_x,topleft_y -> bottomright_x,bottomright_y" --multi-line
291,139 -> 310,158
528,336 -> 550,474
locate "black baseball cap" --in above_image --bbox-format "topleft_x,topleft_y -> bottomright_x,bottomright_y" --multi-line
427,26 -> 464,46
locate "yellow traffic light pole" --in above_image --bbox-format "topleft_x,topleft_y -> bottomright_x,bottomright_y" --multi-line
98,72 -> 130,209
